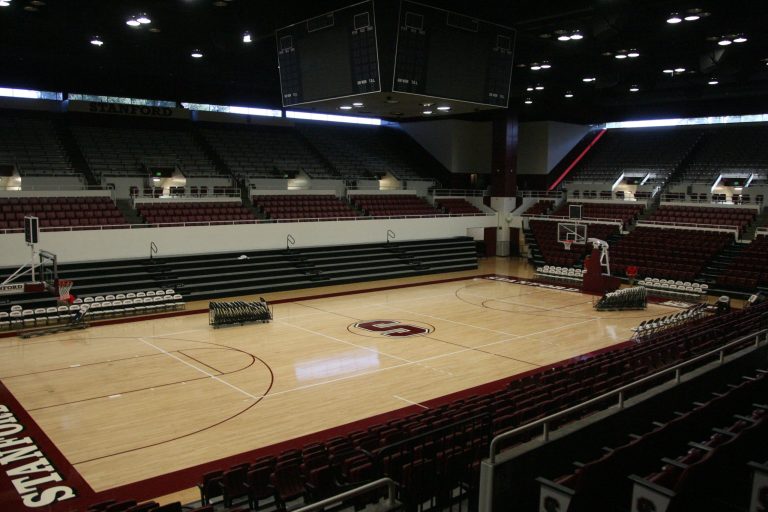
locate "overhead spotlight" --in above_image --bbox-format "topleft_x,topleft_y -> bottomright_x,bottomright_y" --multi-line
136,13 -> 151,24
734,35 -> 748,43
126,17 -> 141,27
339,105 -> 352,110
422,110 -> 433,115
615,53 -> 627,60
663,69 -> 674,74
708,78 -> 719,85
629,85 -> 640,92
684,14 -> 700,21
564,91 -> 574,98
524,98 -> 533,105
570,31 -> 583,40
557,34 -> 571,41
190,49 -> 203,58
535,84 -> 544,90
718,38 -> 732,46
90,36 -> 104,46
667,13 -> 682,24
627,50 -> 640,58
674,67 -> 686,73
530,63 -> 541,71
436,105 -> 451,111
352,102 -> 364,107
582,77 -> 596,82
242,31 -> 252,43
0,1 -> 11,6
526,87 -> 534,91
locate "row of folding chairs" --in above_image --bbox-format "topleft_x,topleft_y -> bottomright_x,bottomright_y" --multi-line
209,300 -> 271,326
79,289 -> 176,304
639,278 -> 708,300
595,286 -> 647,311
536,265 -> 587,283
83,294 -> 185,320
633,303 -> 708,337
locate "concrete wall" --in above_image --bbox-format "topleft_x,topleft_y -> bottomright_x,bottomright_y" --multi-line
517,121 -> 591,175
400,120 -> 492,174
0,215 -> 498,267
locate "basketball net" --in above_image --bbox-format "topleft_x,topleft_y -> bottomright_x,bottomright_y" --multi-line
57,279 -> 74,302
563,240 -> 573,251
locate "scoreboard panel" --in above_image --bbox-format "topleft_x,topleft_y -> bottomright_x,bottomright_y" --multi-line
393,1 -> 515,107
277,1 -> 381,106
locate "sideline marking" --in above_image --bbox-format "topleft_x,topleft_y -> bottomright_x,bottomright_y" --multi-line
393,395 -> 429,409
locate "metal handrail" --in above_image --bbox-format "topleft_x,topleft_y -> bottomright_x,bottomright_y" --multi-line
523,214 -> 624,226
488,327 -> 768,463
433,189 -> 487,197
637,220 -> 739,234
293,478 -> 398,512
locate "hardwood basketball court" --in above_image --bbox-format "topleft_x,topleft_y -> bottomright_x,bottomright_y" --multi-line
0,258 -> 685,508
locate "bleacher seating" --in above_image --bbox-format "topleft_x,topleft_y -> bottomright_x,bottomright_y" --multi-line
201,125 -> 333,179
351,195 -> 440,217
716,235 -> 768,290
298,124 -> 440,182
71,120 -> 218,178
566,127 -> 701,184
674,124 -> 768,184
0,196 -> 126,230
551,202 -> 644,226
646,205 -> 756,233
136,201 -> 255,225
434,198 -> 483,215
529,220 -> 619,267
609,227 -> 731,280
252,195 -> 359,220
521,199 -> 554,216
0,115 -> 76,176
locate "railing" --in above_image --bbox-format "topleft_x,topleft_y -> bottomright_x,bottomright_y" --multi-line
756,227 -> 768,237
478,327 -> 768,512
523,214 -> 624,226
637,220 -> 739,235
293,478 -> 399,512
0,212 -> 498,235
433,189 -> 487,197
517,190 -> 563,198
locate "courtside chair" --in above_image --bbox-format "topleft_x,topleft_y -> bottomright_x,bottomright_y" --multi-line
0,312 -> 9,330
270,463 -> 307,511
244,465 -> 275,510
219,466 -> 250,507
197,470 -> 224,506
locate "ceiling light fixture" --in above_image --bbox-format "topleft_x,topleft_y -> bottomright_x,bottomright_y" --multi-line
582,77 -> 596,82
564,91 -> 574,98
0,1 -> 11,6
733,35 -> 748,43
540,61 -> 551,69
667,13 -> 682,24
126,17 -> 141,27
708,78 -> 719,85
339,105 -> 352,110
684,14 -> 700,21
190,49 -> 203,58
718,38 -> 732,46
352,102 -> 364,107
570,31 -> 583,40
535,85 -> 544,90
242,31 -> 252,43
136,13 -> 151,24
674,67 -> 686,73
663,69 -> 674,74
629,85 -> 640,92
436,106 -> 451,111
422,110 -> 433,115
524,98 -> 533,105
90,36 -> 104,46
627,50 -> 640,58
615,53 -> 627,60
557,34 -> 571,41
530,64 -> 541,71
526,87 -> 534,91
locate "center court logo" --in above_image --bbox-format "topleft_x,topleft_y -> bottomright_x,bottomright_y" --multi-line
349,320 -> 435,338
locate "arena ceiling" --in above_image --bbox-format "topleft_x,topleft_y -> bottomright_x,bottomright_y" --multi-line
0,0 -> 766,123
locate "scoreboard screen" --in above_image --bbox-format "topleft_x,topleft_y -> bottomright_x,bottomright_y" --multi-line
393,1 -> 515,107
277,1 -> 381,106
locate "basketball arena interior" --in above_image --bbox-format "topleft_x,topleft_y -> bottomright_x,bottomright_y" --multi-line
1,1 -> 767,511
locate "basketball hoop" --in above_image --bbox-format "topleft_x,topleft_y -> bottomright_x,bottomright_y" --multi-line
563,240 -> 573,251
57,279 -> 74,302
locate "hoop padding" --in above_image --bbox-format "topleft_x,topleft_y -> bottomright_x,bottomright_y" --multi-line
57,280 -> 73,301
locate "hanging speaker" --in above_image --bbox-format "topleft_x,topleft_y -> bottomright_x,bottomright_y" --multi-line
24,216 -> 39,244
